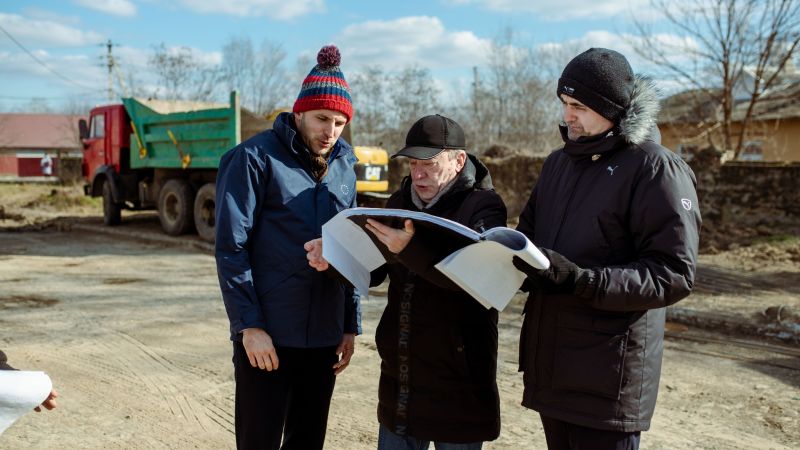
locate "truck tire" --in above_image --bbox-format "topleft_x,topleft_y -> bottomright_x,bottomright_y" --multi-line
102,179 -> 121,226
158,179 -> 195,236
193,182 -> 216,242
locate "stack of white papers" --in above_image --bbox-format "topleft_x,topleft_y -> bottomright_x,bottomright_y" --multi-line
321,207 -> 549,311
0,371 -> 52,434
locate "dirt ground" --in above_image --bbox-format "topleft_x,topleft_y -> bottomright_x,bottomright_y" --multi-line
1,184 -> 799,449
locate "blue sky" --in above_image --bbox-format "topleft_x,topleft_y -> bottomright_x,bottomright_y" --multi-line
0,0 -> 676,111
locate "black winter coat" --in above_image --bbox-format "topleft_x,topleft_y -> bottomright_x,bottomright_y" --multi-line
372,155 -> 507,443
517,77 -> 702,432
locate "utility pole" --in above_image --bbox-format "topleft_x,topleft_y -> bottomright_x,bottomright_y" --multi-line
106,39 -> 115,102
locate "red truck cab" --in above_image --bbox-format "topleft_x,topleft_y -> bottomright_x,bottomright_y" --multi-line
79,104 -> 132,225
80,104 -> 131,186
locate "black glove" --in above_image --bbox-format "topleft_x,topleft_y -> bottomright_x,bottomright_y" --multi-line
513,249 -> 596,298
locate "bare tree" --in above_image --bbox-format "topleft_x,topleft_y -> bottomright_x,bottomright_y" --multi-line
466,28 -> 565,154
148,43 -> 220,101
289,53 -> 314,103
220,37 -> 289,115
385,65 -> 440,151
117,64 -> 151,98
349,65 -> 389,146
19,98 -> 53,113
633,0 -> 800,157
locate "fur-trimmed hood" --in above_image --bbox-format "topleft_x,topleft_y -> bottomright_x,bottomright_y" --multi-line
619,75 -> 660,145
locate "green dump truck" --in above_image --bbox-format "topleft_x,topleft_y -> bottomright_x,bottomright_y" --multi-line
79,92 -> 271,241
80,92 -> 390,242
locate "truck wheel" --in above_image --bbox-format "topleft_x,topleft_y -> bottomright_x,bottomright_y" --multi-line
102,179 -> 121,226
193,183 -> 216,242
158,179 -> 195,236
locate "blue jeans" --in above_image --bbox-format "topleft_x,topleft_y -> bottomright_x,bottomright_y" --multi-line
377,424 -> 483,450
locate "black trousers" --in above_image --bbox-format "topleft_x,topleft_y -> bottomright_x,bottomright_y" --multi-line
540,415 -> 641,450
233,342 -> 338,450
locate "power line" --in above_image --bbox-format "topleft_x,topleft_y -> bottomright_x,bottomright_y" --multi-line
0,23 -> 98,92
0,94 -> 109,101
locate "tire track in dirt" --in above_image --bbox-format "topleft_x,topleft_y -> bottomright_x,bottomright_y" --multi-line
48,249 -> 237,443
91,332 -> 230,448
111,331 -> 222,433
694,265 -> 794,295
62,308 -> 232,445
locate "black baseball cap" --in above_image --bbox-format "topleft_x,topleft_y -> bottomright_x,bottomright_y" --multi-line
392,114 -> 466,160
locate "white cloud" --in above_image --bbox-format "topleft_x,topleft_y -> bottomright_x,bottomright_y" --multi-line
73,0 -> 137,17
163,45 -> 223,66
0,38 -> 224,100
177,0 -> 324,20
448,0 -> 654,20
538,30 -> 702,95
539,30 -> 699,72
0,13 -> 104,48
114,46 -> 151,70
109,44 -> 222,72
336,16 -> 492,70
21,7 -> 82,26
0,50 -> 104,87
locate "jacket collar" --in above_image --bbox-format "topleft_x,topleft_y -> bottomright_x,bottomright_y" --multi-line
559,124 -> 624,161
404,153 -> 493,210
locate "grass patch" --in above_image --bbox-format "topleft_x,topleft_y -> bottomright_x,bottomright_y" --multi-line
24,189 -> 100,210
752,234 -> 800,246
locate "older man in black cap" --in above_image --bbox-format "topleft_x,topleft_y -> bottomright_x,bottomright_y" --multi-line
512,48 -> 702,449
307,114 -> 507,449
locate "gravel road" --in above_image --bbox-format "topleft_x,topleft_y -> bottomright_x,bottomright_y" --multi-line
0,228 -> 798,449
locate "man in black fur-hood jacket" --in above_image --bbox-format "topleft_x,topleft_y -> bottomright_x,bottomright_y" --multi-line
513,48 -> 702,449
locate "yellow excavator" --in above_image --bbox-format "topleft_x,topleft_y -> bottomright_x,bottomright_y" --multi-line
341,123 -> 390,205
352,145 -> 390,205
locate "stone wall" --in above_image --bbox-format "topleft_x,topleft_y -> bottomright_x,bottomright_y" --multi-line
688,152 -> 800,249
389,151 -> 800,249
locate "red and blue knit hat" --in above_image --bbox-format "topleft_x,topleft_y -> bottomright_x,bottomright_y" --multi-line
293,45 -> 354,122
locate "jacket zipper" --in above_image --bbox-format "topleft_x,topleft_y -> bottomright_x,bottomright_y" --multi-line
550,162 -> 586,247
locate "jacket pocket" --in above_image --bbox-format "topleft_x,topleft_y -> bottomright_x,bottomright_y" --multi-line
552,324 -> 628,400
594,213 -> 634,265
253,258 -> 306,298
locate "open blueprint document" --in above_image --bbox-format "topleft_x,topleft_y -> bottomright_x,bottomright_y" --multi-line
321,207 -> 550,311
0,371 -> 52,434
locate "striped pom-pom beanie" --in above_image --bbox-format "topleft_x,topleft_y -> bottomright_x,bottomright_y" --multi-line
293,45 -> 353,122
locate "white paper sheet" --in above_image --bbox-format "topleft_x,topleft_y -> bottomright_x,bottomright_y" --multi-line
0,371 -> 52,434
321,212 -> 386,298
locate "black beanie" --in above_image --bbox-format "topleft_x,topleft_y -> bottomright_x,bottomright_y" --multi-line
557,48 -> 634,122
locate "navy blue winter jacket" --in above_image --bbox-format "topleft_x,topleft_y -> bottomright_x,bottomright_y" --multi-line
215,112 -> 361,347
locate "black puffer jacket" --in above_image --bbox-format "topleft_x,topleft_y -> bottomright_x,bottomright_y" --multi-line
517,76 -> 702,432
372,155 -> 507,443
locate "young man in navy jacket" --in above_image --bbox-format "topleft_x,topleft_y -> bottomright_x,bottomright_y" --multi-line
215,45 -> 361,450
